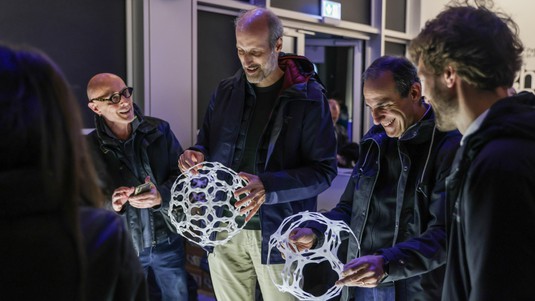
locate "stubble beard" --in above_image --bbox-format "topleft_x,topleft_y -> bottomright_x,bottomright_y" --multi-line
245,67 -> 265,84
432,96 -> 459,131
245,52 -> 278,84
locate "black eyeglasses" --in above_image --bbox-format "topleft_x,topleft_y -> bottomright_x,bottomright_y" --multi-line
90,87 -> 133,104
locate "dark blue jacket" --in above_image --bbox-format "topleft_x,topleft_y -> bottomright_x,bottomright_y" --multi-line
87,105 -> 183,253
443,92 -> 535,301
192,54 -> 338,263
325,104 -> 460,300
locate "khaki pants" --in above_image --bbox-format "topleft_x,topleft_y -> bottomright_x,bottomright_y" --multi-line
208,229 -> 296,301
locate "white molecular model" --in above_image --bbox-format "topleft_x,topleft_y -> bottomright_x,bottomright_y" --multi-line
168,161 -> 249,248
268,211 -> 359,301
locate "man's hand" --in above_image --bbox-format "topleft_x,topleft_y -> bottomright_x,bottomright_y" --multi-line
288,227 -> 317,252
112,186 -> 135,212
335,255 -> 387,288
128,176 -> 162,209
234,172 -> 265,222
178,150 -> 205,173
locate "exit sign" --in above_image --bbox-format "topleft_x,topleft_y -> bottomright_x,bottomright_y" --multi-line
322,0 -> 341,20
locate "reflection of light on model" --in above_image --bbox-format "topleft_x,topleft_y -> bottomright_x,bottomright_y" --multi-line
168,161 -> 249,248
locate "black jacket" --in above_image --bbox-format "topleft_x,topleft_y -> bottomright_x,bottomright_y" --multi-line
324,104 -> 460,300
191,53 -> 338,263
87,105 -> 183,253
0,169 -> 147,301
442,92 -> 535,301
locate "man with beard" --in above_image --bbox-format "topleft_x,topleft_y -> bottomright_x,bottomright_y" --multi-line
178,7 -> 337,300
289,56 -> 461,301
409,1 -> 535,300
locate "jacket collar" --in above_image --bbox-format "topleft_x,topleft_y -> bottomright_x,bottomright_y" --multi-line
93,104 -> 158,151
278,53 -> 316,89
458,92 -> 535,165
234,53 -> 324,100
460,91 -> 535,161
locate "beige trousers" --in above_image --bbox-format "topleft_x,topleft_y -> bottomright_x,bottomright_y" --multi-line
207,229 -> 296,301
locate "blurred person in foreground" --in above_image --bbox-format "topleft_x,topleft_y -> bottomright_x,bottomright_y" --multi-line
409,1 -> 535,300
0,42 -> 147,300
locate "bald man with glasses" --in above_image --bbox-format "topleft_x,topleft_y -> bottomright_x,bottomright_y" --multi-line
86,73 -> 189,301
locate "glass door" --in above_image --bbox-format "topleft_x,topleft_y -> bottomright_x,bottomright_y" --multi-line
305,36 -> 365,142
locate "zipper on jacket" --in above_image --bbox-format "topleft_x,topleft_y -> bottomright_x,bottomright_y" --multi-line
355,139 -> 380,256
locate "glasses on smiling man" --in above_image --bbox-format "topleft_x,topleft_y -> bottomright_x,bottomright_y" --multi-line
90,87 -> 133,104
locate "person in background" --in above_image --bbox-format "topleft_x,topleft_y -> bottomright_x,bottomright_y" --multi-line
329,93 -> 350,130
0,42 -> 147,301
329,98 -> 360,168
178,7 -> 337,301
409,1 -> 535,300
289,55 -> 461,301
329,98 -> 350,152
86,73 -> 188,301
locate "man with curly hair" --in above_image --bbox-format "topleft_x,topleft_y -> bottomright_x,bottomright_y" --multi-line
409,1 -> 535,300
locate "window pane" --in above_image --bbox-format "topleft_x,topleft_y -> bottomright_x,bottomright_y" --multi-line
270,0 -> 371,25
270,0 -> 321,15
0,0 -> 127,128
385,42 -> 406,57
385,0 -> 406,32
340,0 -> 371,25
197,11 -> 241,129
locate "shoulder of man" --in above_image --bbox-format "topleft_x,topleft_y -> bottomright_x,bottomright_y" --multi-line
219,68 -> 245,90
305,79 -> 326,102
138,115 -> 174,136
279,54 -> 326,101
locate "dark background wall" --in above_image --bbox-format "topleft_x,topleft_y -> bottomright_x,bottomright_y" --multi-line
0,0 -> 127,128
197,10 -> 241,129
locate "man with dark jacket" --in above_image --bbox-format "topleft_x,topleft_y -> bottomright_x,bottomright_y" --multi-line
290,56 -> 461,301
178,7 -> 337,301
410,3 -> 535,301
86,73 -> 188,301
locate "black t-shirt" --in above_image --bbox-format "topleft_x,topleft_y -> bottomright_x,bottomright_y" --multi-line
238,78 -> 283,174
234,77 -> 284,229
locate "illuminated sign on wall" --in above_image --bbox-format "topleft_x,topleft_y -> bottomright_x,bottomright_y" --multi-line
322,0 -> 341,20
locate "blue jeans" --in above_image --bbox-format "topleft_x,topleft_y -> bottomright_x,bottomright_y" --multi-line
139,234 -> 188,301
354,285 -> 395,301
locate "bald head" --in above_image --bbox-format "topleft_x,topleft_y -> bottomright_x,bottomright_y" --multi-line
86,72 -> 135,134
86,73 -> 126,101
235,8 -> 283,50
